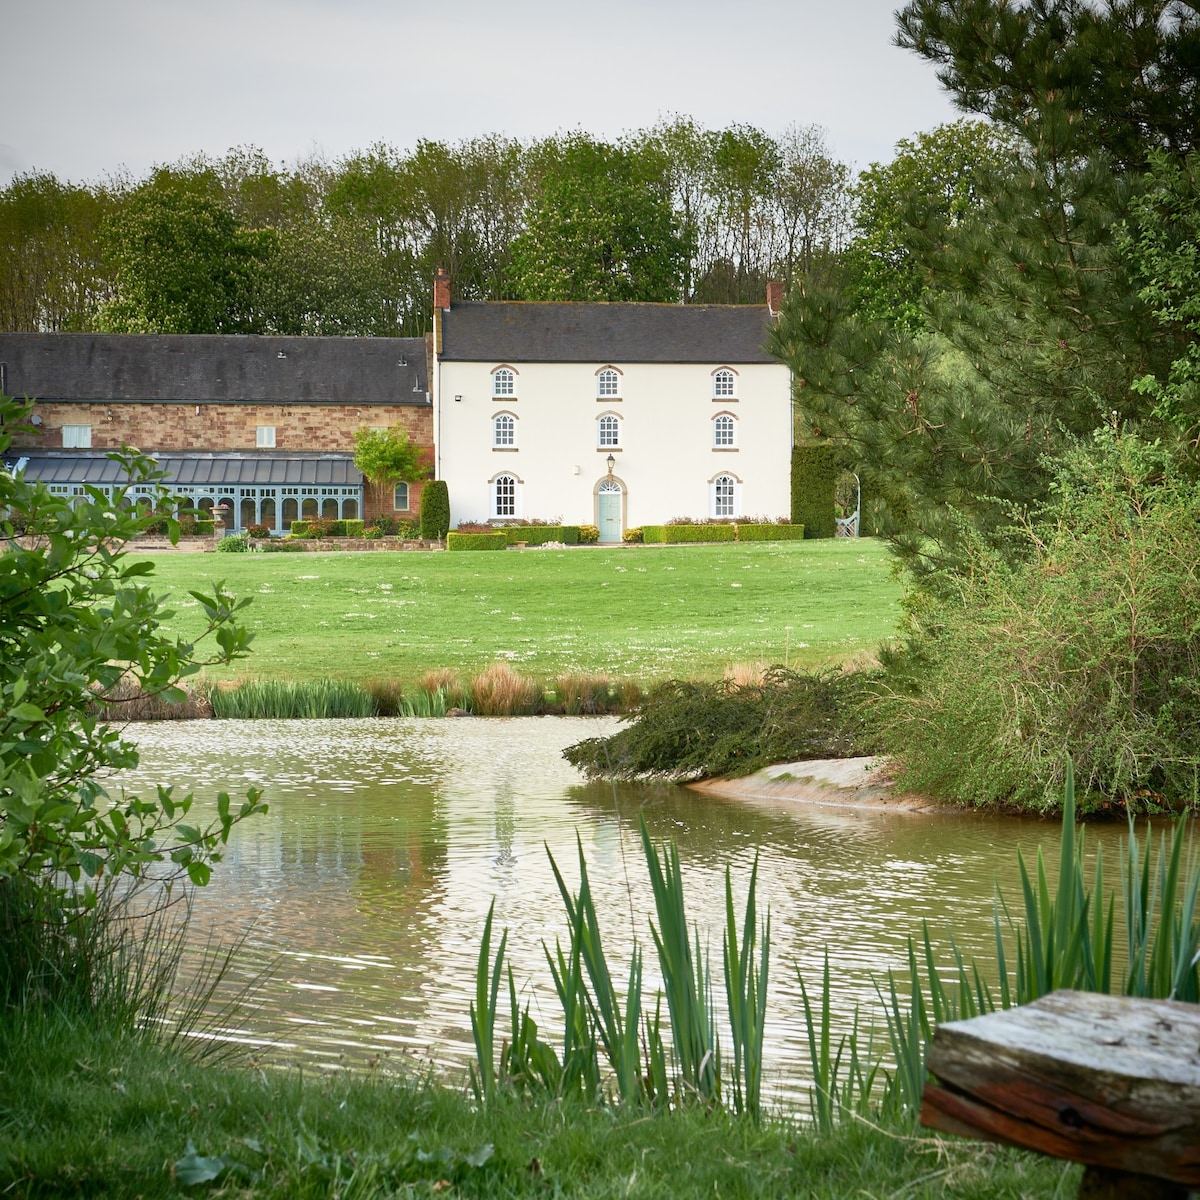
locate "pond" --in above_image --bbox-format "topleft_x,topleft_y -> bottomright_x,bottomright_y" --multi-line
119,717 -> 1123,1110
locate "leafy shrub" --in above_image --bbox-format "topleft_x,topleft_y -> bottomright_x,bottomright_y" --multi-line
622,526 -> 643,543
577,524 -> 600,544
564,667 -> 882,780
502,525 -> 580,546
215,532 -> 250,553
367,515 -> 397,536
364,527 -> 384,540
420,479 -> 450,540
446,532 -> 507,551
343,519 -> 364,538
737,523 -> 805,541
246,523 -> 271,539
791,443 -> 837,538
881,431 -> 1200,812
456,521 -> 492,533
641,524 -> 736,544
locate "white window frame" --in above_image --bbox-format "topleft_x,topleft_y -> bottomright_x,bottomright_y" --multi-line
256,425 -> 277,448
61,424 -> 92,448
711,473 -> 738,518
597,413 -> 621,448
492,412 -> 517,448
712,413 -> 736,448
712,369 -> 737,399
393,482 -> 410,511
492,367 -> 516,398
597,368 -> 620,398
492,473 -> 518,519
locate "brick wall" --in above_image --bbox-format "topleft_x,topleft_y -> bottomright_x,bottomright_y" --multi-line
10,401 -> 431,455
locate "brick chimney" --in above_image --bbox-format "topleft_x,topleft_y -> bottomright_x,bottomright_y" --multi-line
766,279 -> 783,316
434,267 -> 452,311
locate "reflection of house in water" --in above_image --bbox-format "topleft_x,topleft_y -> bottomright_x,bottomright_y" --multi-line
0,333 -> 432,533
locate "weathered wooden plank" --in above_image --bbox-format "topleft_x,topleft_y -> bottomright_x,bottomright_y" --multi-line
920,990 -> 1200,1186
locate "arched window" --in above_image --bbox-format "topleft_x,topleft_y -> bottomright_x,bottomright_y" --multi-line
713,413 -> 736,447
492,367 -> 515,397
713,369 -> 736,398
597,368 -> 620,398
712,474 -> 737,518
493,474 -> 518,518
393,482 -> 410,511
597,413 -> 621,447
493,412 -> 516,447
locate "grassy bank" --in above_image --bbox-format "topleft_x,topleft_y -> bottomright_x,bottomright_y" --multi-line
0,1008 -> 1072,1198
144,540 -> 901,684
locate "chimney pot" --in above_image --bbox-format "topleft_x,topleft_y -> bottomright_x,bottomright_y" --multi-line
766,279 -> 783,316
434,268 -> 452,311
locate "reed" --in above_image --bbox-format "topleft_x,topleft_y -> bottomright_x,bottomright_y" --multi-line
209,678 -> 375,719
723,858 -> 769,1120
549,673 -> 640,715
89,676 -> 213,722
469,661 -> 542,717
364,678 -> 406,717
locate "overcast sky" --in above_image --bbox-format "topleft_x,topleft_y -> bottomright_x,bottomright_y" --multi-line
4,0 -> 963,187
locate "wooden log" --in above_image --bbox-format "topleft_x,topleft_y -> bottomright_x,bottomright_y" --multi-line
920,990 -> 1200,1189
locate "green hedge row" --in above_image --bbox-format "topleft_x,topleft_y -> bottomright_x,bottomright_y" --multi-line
501,525 -> 580,545
290,519 -> 366,538
642,524 -> 737,544
736,522 -> 805,541
446,531 -> 508,551
791,443 -> 837,538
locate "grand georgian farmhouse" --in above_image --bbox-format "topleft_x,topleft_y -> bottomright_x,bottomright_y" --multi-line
0,333 -> 432,533
432,273 -> 793,541
1,276 -> 791,537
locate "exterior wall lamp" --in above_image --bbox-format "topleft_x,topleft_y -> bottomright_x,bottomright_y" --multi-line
606,454 -> 615,476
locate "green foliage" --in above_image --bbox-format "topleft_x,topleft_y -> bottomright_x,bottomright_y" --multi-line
641,524 -> 736,544
576,524 -> 599,544
882,432 -> 1200,811
209,678 -> 375,719
736,522 -> 804,541
419,479 -> 450,540
97,185 -> 272,333
447,532 -> 507,552
214,531 -> 250,552
622,526 -> 643,543
789,444 -> 837,538
352,425 -> 431,515
563,667 -> 881,781
0,395 -> 264,912
507,135 -> 690,302
500,525 -> 579,546
289,518 -> 362,539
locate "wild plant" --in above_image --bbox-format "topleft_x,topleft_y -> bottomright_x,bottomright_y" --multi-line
469,661 -> 541,716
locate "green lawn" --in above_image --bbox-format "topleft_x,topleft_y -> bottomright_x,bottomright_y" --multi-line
145,540 -> 903,683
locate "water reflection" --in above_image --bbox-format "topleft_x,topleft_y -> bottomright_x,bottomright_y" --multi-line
120,717 -> 1118,1105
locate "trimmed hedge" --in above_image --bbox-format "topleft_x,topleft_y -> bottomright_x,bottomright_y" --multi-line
420,480 -> 451,540
791,443 -> 837,538
737,522 -> 805,541
446,531 -> 508,551
290,519 -> 363,538
642,524 -> 737,544
501,525 -> 580,546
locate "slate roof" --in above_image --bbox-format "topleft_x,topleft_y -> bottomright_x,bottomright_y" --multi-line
439,303 -> 777,364
0,333 -> 429,405
10,452 -> 361,487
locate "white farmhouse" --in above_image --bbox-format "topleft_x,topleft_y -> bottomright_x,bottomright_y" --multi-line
432,272 -> 793,542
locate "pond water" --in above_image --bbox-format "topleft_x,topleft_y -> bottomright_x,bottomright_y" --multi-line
119,717 -> 1123,1109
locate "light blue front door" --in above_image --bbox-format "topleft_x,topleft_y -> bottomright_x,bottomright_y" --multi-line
598,487 -> 622,543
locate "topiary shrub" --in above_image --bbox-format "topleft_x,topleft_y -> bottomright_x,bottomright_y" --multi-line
420,480 -> 451,540
791,443 -> 837,538
641,524 -> 735,544
737,523 -> 805,541
343,519 -> 365,538
622,526 -> 643,543
446,531 -> 507,551
502,525 -> 580,546
577,524 -> 600,544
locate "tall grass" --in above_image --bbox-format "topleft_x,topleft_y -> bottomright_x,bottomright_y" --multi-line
210,678 -> 375,719
470,661 -> 542,716
89,676 -> 213,721
470,817 -> 769,1118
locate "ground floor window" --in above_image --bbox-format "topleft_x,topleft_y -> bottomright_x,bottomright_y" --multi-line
493,474 -> 517,518
712,474 -> 737,518
394,482 -> 410,511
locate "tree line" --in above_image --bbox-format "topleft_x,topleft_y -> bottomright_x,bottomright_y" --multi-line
0,119 -> 872,337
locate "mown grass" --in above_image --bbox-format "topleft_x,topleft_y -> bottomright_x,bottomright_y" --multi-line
0,1007 -> 1075,1199
144,541 -> 902,684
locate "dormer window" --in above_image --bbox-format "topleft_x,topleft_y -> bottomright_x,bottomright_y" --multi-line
597,368 -> 620,398
492,367 -> 516,397
713,369 -> 737,399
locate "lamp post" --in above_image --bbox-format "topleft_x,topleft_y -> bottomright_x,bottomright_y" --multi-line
606,454 -> 615,477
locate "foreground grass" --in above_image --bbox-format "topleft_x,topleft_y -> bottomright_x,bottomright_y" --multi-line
0,1011 -> 1074,1199
144,540 -> 902,683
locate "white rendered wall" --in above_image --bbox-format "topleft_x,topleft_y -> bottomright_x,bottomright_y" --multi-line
434,360 -> 793,533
